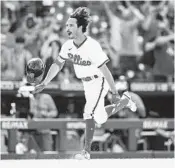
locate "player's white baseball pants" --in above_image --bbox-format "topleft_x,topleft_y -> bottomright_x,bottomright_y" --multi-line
83,77 -> 110,124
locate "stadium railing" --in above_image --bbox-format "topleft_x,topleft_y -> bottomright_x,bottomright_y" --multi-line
1,118 -> 174,159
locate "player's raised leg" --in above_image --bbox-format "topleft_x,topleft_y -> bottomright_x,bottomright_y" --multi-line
105,91 -> 137,118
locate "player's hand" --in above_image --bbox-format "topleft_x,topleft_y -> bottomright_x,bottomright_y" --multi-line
33,82 -> 46,94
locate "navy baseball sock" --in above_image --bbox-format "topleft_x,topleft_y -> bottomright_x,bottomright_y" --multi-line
84,119 -> 95,153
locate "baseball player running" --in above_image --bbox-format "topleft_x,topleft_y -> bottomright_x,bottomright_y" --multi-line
34,7 -> 136,159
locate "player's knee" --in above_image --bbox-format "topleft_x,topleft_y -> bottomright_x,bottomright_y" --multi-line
94,112 -> 108,125
83,113 -> 93,120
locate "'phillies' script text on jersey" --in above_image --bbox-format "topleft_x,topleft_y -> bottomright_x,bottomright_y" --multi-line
56,36 -> 110,78
67,53 -> 91,66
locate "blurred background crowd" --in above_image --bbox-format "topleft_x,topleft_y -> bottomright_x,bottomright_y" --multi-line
1,0 -> 174,82
1,0 -> 174,156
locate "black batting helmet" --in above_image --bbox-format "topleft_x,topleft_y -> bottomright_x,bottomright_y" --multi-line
26,58 -> 45,84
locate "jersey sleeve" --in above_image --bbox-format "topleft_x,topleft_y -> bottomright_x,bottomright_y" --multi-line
55,42 -> 68,65
89,41 -> 110,68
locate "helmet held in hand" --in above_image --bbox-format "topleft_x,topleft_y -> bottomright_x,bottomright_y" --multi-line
26,58 -> 45,85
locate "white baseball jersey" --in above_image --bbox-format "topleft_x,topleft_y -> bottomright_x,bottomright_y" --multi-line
56,36 -> 110,124
56,36 -> 110,79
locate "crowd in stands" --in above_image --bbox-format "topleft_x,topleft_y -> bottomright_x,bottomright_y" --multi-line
1,0 -> 174,82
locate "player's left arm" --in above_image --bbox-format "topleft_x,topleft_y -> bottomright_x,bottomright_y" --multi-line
90,41 -> 120,98
99,64 -> 119,97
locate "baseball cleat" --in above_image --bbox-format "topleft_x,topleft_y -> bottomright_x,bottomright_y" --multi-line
112,91 -> 137,114
74,150 -> 90,160
123,91 -> 137,112
112,98 -> 129,114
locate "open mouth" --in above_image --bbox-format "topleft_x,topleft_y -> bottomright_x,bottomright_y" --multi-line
67,32 -> 72,36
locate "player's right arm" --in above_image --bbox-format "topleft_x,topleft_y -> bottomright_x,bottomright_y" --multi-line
42,58 -> 65,86
34,58 -> 65,93
34,42 -> 68,93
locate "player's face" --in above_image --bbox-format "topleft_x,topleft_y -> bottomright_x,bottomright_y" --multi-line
66,18 -> 79,39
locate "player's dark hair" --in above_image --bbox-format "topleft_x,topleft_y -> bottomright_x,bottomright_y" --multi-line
70,7 -> 90,33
